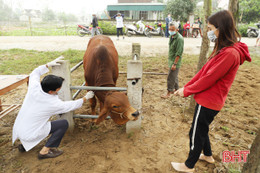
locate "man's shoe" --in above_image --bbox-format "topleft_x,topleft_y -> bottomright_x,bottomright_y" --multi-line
161,91 -> 174,99
38,149 -> 63,160
18,144 -> 26,152
50,148 -> 63,154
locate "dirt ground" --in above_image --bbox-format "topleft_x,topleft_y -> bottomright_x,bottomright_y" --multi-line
0,37 -> 260,172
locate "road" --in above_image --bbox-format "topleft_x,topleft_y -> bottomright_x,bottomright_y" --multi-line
0,36 -> 257,57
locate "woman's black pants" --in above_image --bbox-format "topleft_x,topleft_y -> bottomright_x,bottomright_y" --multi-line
185,104 -> 219,168
117,28 -> 123,37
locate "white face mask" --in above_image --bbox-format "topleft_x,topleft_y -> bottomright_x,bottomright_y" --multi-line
207,30 -> 217,42
169,31 -> 176,36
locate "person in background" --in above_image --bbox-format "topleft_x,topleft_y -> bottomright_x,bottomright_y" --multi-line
91,14 -> 99,37
198,17 -> 203,37
177,20 -> 182,34
114,13 -> 125,40
183,21 -> 191,37
171,10 -> 251,172
165,14 -> 173,38
136,17 -> 145,33
255,26 -> 260,46
191,19 -> 200,38
12,57 -> 95,159
161,22 -> 184,99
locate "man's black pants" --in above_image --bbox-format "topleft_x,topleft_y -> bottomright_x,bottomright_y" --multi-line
185,104 -> 219,168
167,68 -> 180,92
117,28 -> 123,37
45,119 -> 68,148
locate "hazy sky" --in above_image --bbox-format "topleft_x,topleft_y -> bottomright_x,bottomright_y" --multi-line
5,0 -> 118,15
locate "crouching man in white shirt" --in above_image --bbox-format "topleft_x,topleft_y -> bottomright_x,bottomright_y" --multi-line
12,57 -> 94,159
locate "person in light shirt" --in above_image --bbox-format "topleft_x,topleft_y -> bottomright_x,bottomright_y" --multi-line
12,57 -> 94,159
114,13 -> 125,40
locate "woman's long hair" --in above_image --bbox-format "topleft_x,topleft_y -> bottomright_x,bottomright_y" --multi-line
208,10 -> 241,58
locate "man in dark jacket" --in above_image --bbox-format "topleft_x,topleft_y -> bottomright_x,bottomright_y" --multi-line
91,14 -> 99,37
165,14 -> 172,38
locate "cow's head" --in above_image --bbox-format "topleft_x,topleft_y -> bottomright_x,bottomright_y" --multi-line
96,92 -> 139,125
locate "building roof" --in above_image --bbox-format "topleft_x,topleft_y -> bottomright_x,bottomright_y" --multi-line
107,3 -> 166,11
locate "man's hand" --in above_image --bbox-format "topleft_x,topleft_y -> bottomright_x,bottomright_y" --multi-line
171,64 -> 177,71
84,91 -> 94,100
47,56 -> 64,67
174,87 -> 184,97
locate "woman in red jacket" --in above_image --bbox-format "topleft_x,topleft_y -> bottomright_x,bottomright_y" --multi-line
171,10 -> 251,172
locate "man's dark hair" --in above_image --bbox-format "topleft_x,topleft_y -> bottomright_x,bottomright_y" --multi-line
41,75 -> 64,93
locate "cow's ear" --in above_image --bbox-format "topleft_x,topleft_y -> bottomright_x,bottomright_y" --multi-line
96,106 -> 109,125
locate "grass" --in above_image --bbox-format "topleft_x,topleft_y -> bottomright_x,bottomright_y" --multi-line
221,126 -> 229,132
224,163 -> 243,173
1,26 -> 77,36
0,49 -> 85,75
0,49 -> 259,75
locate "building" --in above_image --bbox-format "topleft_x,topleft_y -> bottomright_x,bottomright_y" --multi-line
107,0 -> 166,20
19,9 -> 42,22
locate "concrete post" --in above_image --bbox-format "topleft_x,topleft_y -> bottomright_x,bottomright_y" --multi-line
51,60 -> 74,130
132,43 -> 141,60
126,43 -> 142,133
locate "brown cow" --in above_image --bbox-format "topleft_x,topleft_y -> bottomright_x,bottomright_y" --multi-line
83,35 -> 139,125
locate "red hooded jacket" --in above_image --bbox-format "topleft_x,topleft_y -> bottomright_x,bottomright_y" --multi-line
184,42 -> 251,111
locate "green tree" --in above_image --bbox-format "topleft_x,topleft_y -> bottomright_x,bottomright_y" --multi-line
239,0 -> 260,23
42,8 -> 56,22
164,0 -> 196,21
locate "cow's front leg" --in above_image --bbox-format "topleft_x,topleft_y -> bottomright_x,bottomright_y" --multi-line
99,102 -> 104,113
89,96 -> 96,115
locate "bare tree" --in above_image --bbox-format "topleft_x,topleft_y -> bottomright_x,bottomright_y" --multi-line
242,128 -> 260,173
189,0 -> 212,110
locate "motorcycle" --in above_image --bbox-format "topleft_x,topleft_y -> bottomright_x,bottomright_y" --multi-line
247,23 -> 260,38
77,24 -> 103,37
125,21 -> 147,37
144,22 -> 165,37
191,23 -> 200,38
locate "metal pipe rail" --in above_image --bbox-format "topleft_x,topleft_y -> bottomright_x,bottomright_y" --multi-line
73,114 -> 111,119
72,82 -> 86,100
119,72 -> 167,75
70,61 -> 83,73
70,86 -> 127,91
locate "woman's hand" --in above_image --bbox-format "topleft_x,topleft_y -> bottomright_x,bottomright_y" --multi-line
174,87 -> 184,97
171,64 -> 177,71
